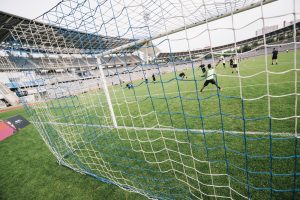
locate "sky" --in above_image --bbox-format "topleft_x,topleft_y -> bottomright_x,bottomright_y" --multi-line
0,0 -> 61,19
0,0 -> 299,52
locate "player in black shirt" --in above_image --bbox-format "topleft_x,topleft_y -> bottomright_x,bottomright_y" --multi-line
229,58 -> 233,68
126,83 -> 133,89
179,72 -> 187,79
152,73 -> 156,82
199,64 -> 206,77
272,48 -> 278,65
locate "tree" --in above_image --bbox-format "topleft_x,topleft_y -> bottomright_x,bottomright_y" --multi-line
241,44 -> 251,52
278,35 -> 285,41
252,41 -> 258,47
266,37 -> 274,44
204,54 -> 212,59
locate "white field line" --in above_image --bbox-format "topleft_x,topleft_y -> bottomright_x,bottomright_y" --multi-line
36,121 -> 297,137
218,68 -> 300,78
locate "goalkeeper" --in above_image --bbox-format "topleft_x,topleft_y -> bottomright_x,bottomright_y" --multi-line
200,64 -> 221,92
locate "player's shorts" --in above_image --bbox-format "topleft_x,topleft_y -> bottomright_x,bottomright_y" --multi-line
232,64 -> 237,68
272,55 -> 277,60
204,79 -> 216,86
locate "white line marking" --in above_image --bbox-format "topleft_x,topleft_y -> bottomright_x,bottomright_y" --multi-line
36,121 -> 297,137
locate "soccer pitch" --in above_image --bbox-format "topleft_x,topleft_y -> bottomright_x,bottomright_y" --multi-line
2,51 -> 300,199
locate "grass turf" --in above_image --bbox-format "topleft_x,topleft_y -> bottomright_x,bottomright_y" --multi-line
0,109 -> 146,200
0,51 -> 299,199
0,113 -> 298,200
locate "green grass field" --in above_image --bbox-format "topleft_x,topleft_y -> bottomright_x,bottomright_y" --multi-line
0,109 -> 146,200
1,51 -> 299,199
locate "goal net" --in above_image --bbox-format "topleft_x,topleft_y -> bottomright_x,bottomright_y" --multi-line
4,0 -> 300,199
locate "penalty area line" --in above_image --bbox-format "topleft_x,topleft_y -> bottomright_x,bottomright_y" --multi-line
36,121 -> 296,137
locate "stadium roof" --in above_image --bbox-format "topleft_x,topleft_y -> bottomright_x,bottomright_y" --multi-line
39,0 -> 277,39
0,11 -> 141,54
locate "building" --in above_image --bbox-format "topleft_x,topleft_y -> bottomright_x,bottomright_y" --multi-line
256,25 -> 278,36
284,19 -> 300,27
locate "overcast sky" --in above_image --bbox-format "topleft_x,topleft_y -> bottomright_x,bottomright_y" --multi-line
153,0 -> 299,52
0,0 -> 61,19
0,0 -> 299,52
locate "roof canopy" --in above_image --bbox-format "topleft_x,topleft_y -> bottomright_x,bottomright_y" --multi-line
0,11 -> 140,54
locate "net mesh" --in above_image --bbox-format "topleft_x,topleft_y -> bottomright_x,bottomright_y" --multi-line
1,0 -> 300,199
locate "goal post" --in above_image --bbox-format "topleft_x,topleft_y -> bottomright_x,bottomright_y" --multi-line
96,57 -> 118,128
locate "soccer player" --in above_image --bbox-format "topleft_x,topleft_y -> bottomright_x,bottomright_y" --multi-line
216,56 -> 225,68
221,56 -> 226,68
229,57 -> 233,68
231,56 -> 238,74
199,63 -> 206,76
144,73 -> 148,84
272,48 -> 278,65
179,72 -> 187,79
126,83 -> 133,89
200,64 -> 221,92
152,73 -> 156,82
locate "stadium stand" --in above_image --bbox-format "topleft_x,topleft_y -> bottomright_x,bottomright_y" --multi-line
155,21 -> 300,63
